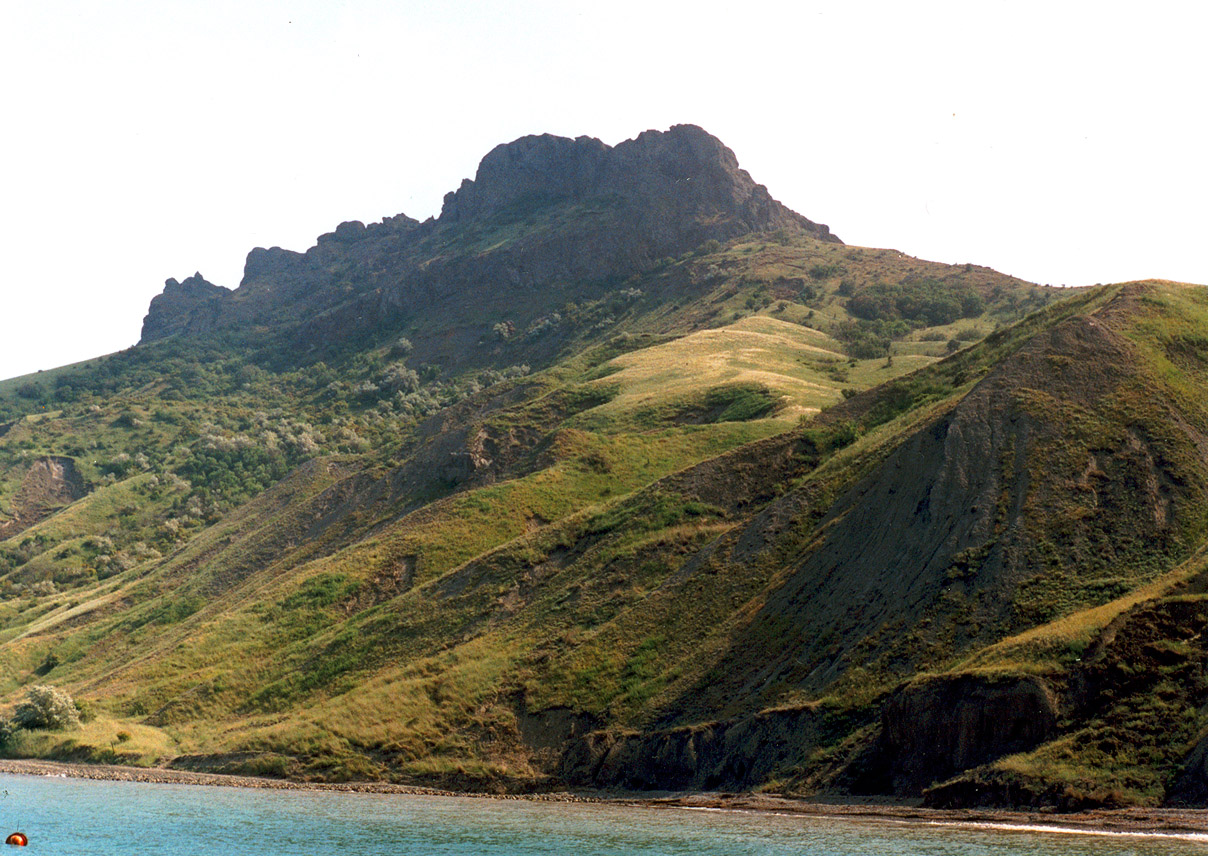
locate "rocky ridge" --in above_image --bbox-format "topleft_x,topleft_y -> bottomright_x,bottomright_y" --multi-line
140,125 -> 837,350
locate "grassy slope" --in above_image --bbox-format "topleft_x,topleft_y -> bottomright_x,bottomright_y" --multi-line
908,282 -> 1208,806
0,232 -> 1087,788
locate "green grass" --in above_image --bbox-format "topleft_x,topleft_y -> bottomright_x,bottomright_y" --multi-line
6,229 -> 1189,801
3,718 -> 178,767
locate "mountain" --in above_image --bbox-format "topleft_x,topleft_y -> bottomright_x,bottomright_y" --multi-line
139,124 -> 837,370
2,126 -> 1206,809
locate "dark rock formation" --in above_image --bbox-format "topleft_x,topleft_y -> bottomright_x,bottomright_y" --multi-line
1171,735 -> 1208,806
241,246 -> 308,285
874,674 -> 1058,795
139,273 -> 230,344
557,704 -> 826,791
440,124 -> 836,245
136,126 -> 838,357
440,134 -> 611,223
514,705 -> 602,775
921,593 -> 1208,809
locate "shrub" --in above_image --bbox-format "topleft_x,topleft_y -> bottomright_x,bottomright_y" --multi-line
809,263 -> 846,281
75,698 -> 97,723
961,291 -> 986,316
13,685 -> 81,730
846,278 -> 982,327
834,319 -> 902,359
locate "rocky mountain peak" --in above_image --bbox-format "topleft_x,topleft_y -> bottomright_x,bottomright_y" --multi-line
439,133 -> 611,223
438,124 -> 837,243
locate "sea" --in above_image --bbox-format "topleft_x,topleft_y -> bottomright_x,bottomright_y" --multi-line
0,773 -> 1205,855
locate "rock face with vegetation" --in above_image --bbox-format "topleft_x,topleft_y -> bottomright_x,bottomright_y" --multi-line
1,126 -> 1206,808
139,125 -> 837,363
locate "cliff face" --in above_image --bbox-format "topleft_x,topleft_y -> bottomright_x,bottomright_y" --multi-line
557,705 -> 829,791
440,125 -> 834,243
873,674 -> 1059,795
138,126 -> 837,350
139,273 -> 229,344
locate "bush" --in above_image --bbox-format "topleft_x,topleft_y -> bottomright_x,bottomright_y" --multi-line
809,263 -> 846,281
12,685 -> 81,730
834,318 -> 904,359
75,698 -> 97,723
846,278 -> 982,327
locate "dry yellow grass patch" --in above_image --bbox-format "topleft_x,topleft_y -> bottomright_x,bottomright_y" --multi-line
588,316 -> 849,417
6,718 -> 179,766
588,315 -> 945,421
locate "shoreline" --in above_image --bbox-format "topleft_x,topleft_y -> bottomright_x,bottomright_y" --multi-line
634,793 -> 1208,838
3,759 -> 1208,838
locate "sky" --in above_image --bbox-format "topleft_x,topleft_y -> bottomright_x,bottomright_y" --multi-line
2,0 -> 1206,380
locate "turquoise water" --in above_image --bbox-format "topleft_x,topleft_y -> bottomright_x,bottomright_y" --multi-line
0,773 -> 1204,855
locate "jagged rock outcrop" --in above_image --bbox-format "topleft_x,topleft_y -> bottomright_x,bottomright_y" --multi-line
139,273 -> 230,344
137,126 -> 838,354
440,124 -> 836,245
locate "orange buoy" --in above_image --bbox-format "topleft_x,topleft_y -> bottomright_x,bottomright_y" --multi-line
4,832 -> 26,846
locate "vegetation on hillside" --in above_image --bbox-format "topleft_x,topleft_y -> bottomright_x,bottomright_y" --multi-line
2,177 -> 1205,809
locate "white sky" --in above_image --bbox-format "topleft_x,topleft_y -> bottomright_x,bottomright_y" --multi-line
2,0 -> 1206,381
